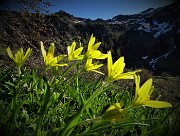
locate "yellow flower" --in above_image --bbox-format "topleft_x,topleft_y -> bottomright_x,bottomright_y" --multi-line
132,75 -> 172,108
67,41 -> 84,61
102,103 -> 126,122
40,41 -> 67,70
85,34 -> 108,59
83,59 -> 104,75
107,51 -> 140,82
7,47 -> 32,68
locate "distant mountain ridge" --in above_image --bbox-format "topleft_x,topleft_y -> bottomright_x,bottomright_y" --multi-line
72,0 -> 180,75
0,0 -> 179,75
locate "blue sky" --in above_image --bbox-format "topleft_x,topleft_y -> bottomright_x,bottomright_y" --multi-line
0,0 -> 176,20
47,0 -> 175,20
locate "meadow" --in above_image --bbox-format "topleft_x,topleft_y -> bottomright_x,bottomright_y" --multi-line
0,35 -> 179,136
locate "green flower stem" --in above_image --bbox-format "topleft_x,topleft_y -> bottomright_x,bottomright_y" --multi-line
58,72 -> 106,136
56,65 -> 83,136
35,79 -> 51,136
63,70 -> 82,88
57,81 -> 108,135
61,61 -> 80,78
65,81 -> 108,135
18,67 -> 21,77
77,117 -> 102,125
60,117 -> 102,136
35,115 -> 43,136
50,74 -> 57,86
8,66 -> 24,135
9,78 -> 20,136
9,90 -> 17,136
57,106 -> 83,136
53,71 -> 83,111
76,63 -> 80,94
83,81 -> 109,110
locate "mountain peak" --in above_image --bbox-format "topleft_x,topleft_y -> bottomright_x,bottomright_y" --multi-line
55,10 -> 74,18
139,8 -> 155,15
58,10 -> 67,13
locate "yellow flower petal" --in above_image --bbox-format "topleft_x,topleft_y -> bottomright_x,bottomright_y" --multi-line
92,42 -> 101,50
148,86 -> 154,96
22,48 -> 32,64
86,50 -> 101,59
16,50 -> 22,63
67,46 -> 71,55
112,56 -> 124,75
107,51 -> 113,76
84,59 -> 103,74
135,75 -> 140,94
143,100 -> 172,108
70,42 -> 76,53
7,47 -> 16,62
73,47 -> 83,58
90,69 -> 104,75
95,53 -> 108,59
88,34 -> 95,50
76,55 -> 84,60
102,103 -> 125,122
67,42 -> 84,61
40,41 -> 46,60
107,51 -> 140,82
138,78 -> 152,99
47,43 -> 54,57
20,48 -> 24,58
85,34 -> 107,60
115,72 -> 135,80
88,64 -> 103,70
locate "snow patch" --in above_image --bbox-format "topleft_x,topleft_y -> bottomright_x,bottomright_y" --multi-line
149,49 -> 174,70
153,22 -> 173,38
136,20 -> 174,37
142,56 -> 148,60
152,20 -> 158,25
137,23 -> 151,32
74,20 -> 84,24
126,19 -> 135,22
108,21 -> 124,24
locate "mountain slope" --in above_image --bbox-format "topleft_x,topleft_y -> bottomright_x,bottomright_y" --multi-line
105,1 -> 180,75
0,1 -> 179,75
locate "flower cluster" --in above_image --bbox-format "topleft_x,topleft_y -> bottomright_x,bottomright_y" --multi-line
7,34 -> 172,122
